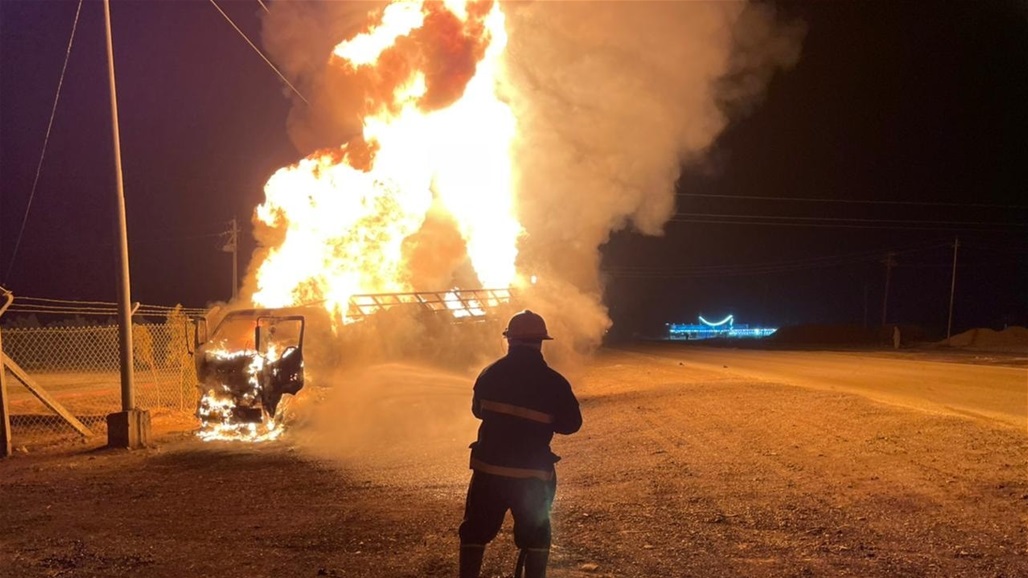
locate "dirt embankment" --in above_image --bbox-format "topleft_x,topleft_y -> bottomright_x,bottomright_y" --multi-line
944,326 -> 1028,352
765,324 -> 1028,355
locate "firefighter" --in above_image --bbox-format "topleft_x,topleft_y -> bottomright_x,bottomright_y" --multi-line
458,310 -> 583,578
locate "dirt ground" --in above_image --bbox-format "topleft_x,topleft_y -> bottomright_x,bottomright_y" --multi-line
2,345 -> 1026,577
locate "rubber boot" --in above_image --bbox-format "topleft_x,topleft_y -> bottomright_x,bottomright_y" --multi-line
459,544 -> 485,578
514,550 -> 526,578
522,548 -> 549,578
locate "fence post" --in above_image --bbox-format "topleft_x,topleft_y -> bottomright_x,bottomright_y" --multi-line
1,289 -> 14,457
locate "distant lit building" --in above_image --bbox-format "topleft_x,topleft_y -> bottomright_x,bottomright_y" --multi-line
666,315 -> 777,340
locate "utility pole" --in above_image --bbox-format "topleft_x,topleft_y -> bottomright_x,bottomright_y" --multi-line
103,0 -> 149,448
946,237 -> 960,343
881,252 -> 896,327
862,281 -> 869,329
222,217 -> 239,300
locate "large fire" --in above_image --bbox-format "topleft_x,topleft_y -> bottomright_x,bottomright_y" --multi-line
252,0 -> 521,323
200,1 -> 518,442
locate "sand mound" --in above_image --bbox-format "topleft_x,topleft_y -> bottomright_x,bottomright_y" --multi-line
944,326 -> 1028,352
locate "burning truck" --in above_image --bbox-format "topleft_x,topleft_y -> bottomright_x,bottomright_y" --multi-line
192,308 -> 306,441
207,0 -> 528,444
189,290 -> 512,442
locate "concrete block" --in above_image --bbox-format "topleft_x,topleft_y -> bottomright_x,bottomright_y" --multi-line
106,409 -> 151,449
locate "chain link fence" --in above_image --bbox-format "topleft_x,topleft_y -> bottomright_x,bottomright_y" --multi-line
2,315 -> 198,449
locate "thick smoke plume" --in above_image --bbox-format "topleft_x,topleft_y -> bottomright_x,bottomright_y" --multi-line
252,1 -> 803,357
500,1 -> 804,352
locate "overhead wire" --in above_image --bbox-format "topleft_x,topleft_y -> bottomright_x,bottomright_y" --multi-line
961,241 -> 1028,255
603,241 -> 953,279
672,212 -> 1027,228
676,192 -> 1028,210
666,216 -> 1024,231
208,0 -> 309,105
610,247 -> 884,274
604,237 -> 1025,279
4,0 -> 84,285
606,255 -> 876,279
131,230 -> 228,245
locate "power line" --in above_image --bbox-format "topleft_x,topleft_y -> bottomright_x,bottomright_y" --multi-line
4,0 -> 84,285
667,216 -> 1024,232
611,248 -> 882,274
208,0 -> 309,105
606,252 -> 882,279
674,212 -> 1028,228
603,236 -> 1027,278
677,192 -> 1028,210
132,231 -> 227,245
603,241 -> 954,279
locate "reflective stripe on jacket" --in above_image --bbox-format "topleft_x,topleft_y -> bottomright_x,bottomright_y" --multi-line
469,346 -> 582,477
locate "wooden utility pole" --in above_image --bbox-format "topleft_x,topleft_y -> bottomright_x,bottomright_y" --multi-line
223,217 -> 239,300
881,252 -> 896,326
862,281 -> 869,329
946,237 -> 960,343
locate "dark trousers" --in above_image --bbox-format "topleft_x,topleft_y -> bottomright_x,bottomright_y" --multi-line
458,471 -> 557,550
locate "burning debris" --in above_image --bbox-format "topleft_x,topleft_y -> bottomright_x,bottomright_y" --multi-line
194,311 -> 305,442
346,288 -> 511,321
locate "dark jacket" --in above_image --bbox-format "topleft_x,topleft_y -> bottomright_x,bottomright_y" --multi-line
469,346 -> 582,480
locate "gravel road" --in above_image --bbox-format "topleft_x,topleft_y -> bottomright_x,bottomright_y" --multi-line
2,345 -> 1025,577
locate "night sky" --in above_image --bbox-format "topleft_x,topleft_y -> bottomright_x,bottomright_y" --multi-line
1,1 -> 1026,337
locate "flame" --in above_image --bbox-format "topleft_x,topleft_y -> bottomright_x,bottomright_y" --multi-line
444,290 -> 486,318
196,347 -> 285,443
253,0 -> 520,323
197,390 -> 284,443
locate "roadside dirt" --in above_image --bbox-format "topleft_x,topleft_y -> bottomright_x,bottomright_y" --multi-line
2,346 -> 1026,577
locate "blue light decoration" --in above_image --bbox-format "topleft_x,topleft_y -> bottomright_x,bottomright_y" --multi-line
666,315 -> 777,341
698,314 -> 734,327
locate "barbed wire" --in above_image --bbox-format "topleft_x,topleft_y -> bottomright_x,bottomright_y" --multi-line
4,296 -> 206,319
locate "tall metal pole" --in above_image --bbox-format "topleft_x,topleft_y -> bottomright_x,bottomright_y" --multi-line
946,237 -> 960,343
103,0 -> 135,411
881,252 -> 896,327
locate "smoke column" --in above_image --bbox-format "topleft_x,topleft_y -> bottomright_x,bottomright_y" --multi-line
500,1 -> 803,352
256,0 -> 804,354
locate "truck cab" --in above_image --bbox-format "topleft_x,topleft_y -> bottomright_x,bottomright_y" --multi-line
193,308 -> 306,438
